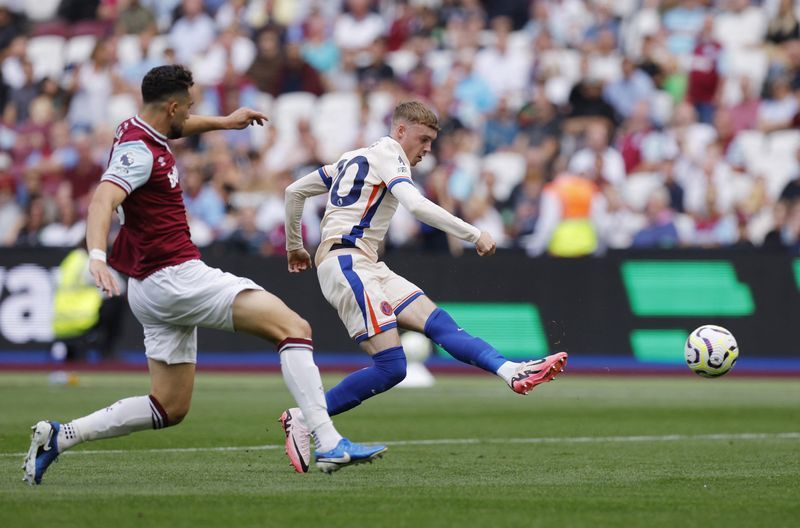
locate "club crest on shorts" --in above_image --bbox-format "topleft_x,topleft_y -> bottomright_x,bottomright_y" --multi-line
380,301 -> 393,316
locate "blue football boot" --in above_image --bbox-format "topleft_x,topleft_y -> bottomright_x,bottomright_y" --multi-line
22,420 -> 61,485
315,438 -> 387,474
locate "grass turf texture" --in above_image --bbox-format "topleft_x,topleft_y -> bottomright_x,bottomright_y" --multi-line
0,373 -> 798,528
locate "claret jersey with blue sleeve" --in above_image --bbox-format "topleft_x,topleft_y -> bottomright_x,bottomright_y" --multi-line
316,136 -> 413,261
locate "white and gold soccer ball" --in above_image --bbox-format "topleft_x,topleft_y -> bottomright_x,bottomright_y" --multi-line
684,325 -> 739,378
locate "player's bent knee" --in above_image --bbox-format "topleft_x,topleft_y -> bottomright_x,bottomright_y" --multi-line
276,314 -> 312,342
375,346 -> 407,390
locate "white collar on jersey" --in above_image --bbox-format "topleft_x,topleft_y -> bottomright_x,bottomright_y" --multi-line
132,115 -> 169,145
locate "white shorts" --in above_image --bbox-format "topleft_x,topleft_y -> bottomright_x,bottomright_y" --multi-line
317,252 -> 424,343
127,259 -> 263,364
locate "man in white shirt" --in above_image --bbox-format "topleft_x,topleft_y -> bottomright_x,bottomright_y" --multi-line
281,101 -> 568,472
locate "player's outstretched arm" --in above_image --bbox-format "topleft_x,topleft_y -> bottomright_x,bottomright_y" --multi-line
181,107 -> 267,137
391,181 -> 495,256
284,169 -> 331,271
86,182 -> 127,296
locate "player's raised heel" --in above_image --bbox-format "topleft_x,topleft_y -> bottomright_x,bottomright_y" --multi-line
315,438 -> 387,474
278,408 -> 311,473
509,352 -> 568,395
22,420 -> 61,485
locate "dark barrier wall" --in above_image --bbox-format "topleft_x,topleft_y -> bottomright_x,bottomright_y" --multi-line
1,248 -> 798,362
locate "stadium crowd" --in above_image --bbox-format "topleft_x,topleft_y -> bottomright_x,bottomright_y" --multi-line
1,0 -> 800,256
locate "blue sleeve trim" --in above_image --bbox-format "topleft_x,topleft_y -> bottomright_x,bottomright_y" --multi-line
318,167 -> 332,190
387,177 -> 412,190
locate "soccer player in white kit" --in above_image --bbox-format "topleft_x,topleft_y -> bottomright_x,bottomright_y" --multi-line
279,101 -> 568,472
22,65 -> 385,484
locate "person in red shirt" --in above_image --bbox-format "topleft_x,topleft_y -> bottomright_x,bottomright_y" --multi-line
687,15 -> 722,124
22,65 -> 386,485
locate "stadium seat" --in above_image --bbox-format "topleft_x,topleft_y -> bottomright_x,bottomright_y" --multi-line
386,49 -> 418,78
26,35 -> 66,80
367,90 -> 394,124
482,151 -> 526,202
24,0 -> 60,22
768,129 -> 800,159
623,171 -> 664,212
148,35 -> 170,61
424,49 -> 454,81
313,92 -> 361,161
507,31 -> 532,55
728,171 -> 755,205
116,35 -> 142,66
673,213 -> 696,245
272,92 -> 318,139
65,35 -> 97,66
732,130 -> 766,172
540,48 -> 581,83
650,90 -> 674,126
106,94 -> 138,133
752,156 -> 796,199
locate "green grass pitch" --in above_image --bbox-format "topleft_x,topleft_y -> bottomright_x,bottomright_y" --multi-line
1,372 -> 798,528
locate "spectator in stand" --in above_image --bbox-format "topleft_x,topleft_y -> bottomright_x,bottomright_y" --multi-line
632,187 -> 680,248
116,0 -> 157,35
482,97 -> 518,155
333,0 -> 384,53
64,132 -> 104,208
301,9 -> 340,75
690,185 -> 739,247
276,41 -> 324,96
246,26 -> 284,96
0,174 -> 21,246
3,59 -> 37,125
506,147 -> 547,242
39,187 -> 86,247
226,205 -> 268,255
356,37 -> 394,92
516,87 -> 562,163
564,60 -> 618,135
182,160 -> 226,233
686,15 -> 722,125
57,0 -> 101,23
169,0 -> 216,65
0,6 -> 22,53
663,0 -> 707,57
473,16 -> 530,99
14,195 -> 48,247
568,121 -> 626,187
766,0 -> 800,45
69,39 -> 117,131
603,57 -> 655,121
726,76 -> 761,134
758,75 -> 798,132
617,101 -> 658,174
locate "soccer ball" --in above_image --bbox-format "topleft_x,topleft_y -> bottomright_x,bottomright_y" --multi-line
684,325 -> 739,378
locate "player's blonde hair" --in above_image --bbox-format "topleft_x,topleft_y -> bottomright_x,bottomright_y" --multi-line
392,101 -> 440,131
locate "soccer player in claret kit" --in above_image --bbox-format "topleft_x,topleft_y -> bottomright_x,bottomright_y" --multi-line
279,101 -> 568,472
22,65 -> 385,484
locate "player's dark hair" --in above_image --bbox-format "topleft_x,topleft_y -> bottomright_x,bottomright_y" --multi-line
141,65 -> 194,104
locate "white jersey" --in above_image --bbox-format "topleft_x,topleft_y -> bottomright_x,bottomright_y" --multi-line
316,136 -> 414,261
285,136 -> 481,265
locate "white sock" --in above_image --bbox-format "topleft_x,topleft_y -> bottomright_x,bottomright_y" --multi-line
57,395 -> 167,452
278,339 -> 342,452
496,361 -> 519,384
290,408 -> 341,452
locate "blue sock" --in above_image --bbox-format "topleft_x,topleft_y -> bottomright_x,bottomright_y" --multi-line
424,308 -> 507,373
325,347 -> 407,416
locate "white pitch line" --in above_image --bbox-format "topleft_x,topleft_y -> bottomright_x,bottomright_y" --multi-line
2,432 -> 799,459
